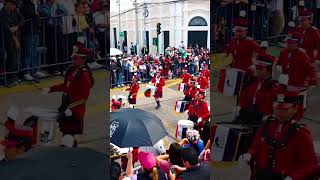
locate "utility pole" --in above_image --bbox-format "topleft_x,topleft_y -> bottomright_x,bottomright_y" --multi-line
133,0 -> 139,56
117,0 -> 121,50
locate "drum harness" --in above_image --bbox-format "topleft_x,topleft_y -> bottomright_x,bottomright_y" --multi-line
257,117 -> 305,179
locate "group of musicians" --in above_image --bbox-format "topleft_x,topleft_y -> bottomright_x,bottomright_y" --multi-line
223,9 -> 320,180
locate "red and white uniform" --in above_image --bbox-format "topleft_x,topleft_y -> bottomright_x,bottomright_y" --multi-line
50,66 -> 94,135
187,99 -> 210,127
249,119 -> 317,180
150,76 -> 165,98
224,37 -> 264,71
296,26 -> 320,61
184,86 -> 197,100
278,48 -> 317,87
200,68 -> 210,81
181,73 -> 192,84
126,81 -> 139,104
197,75 -> 209,90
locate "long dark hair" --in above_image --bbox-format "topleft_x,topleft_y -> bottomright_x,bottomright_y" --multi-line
168,143 -> 184,167
110,162 -> 122,180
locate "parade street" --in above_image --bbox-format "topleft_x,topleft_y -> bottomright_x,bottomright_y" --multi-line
0,70 -> 107,153
110,78 -> 211,149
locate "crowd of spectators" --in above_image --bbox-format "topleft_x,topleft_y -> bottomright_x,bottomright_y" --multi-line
0,0 -> 108,86
212,0 -> 320,52
110,43 -> 210,88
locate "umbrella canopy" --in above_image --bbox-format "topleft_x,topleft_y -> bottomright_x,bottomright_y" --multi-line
0,147 -> 108,180
110,48 -> 123,56
110,108 -> 168,148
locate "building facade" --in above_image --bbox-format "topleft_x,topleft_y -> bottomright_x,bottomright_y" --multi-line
110,0 -> 210,55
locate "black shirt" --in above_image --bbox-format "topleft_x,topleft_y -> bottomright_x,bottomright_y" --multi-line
177,163 -> 210,180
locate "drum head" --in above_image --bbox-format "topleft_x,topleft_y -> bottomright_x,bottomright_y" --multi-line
178,120 -> 194,127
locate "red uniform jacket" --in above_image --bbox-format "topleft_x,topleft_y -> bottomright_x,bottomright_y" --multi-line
239,78 -> 280,116
224,37 -> 264,71
181,73 -> 191,84
296,26 -> 320,61
197,76 -> 209,89
187,99 -> 210,126
278,48 -> 317,87
126,82 -> 139,100
200,69 -> 210,80
249,119 -> 317,180
151,77 -> 165,92
50,66 -> 93,134
184,86 -> 197,99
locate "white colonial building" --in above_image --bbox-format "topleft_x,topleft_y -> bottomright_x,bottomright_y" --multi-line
110,0 -> 210,55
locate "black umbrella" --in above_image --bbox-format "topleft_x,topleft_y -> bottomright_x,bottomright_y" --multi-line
110,108 -> 168,148
0,146 -> 108,180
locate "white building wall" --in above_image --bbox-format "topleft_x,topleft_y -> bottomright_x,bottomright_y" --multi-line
110,0 -> 209,55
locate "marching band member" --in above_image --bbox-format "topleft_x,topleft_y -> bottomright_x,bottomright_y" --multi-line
181,67 -> 191,84
196,73 -> 209,90
224,10 -> 265,73
277,32 -> 317,88
296,10 -> 320,62
43,54 -> 94,147
125,75 -> 139,108
237,56 -> 281,125
150,71 -> 166,110
239,90 -> 317,180
183,78 -> 197,102
200,64 -> 210,81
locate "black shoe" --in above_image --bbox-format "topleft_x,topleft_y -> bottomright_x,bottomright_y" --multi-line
155,105 -> 161,110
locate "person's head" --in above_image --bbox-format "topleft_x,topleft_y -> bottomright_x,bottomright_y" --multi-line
189,80 -> 195,87
110,162 -> 123,180
132,75 -> 137,83
235,28 -> 247,39
180,147 -> 199,168
219,16 -> 225,24
72,54 -> 87,67
4,0 -> 16,12
286,32 -> 301,50
1,135 -> 32,161
299,10 -> 313,28
82,1 -> 90,14
167,143 -> 183,166
195,89 -> 205,100
75,2 -> 84,14
138,151 -> 159,180
203,64 -> 208,70
273,91 -> 303,121
254,57 -> 272,79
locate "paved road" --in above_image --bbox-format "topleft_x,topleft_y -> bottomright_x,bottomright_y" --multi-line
0,69 -> 107,154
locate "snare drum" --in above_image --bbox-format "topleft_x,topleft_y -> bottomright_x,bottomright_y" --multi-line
287,86 -> 308,109
211,123 -> 253,162
175,120 -> 194,141
145,85 -> 156,97
175,100 -> 190,113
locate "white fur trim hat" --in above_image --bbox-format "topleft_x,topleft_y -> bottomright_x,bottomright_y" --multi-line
239,10 -> 246,18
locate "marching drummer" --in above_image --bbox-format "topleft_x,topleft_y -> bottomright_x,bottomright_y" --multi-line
277,32 -> 317,88
185,89 -> 210,131
42,54 -> 94,147
224,10 -> 265,73
239,90 -> 318,180
237,56 -> 281,125
200,64 -> 210,81
196,73 -> 209,90
183,78 -> 197,102
150,71 -> 166,110
181,67 -> 191,84
125,75 -> 139,108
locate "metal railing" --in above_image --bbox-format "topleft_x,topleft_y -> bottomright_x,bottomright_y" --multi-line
0,12 -> 108,86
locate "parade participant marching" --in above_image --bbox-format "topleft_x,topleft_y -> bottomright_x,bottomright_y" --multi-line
296,10 -> 320,62
196,73 -> 209,90
239,90 -> 318,180
200,64 -> 210,81
125,75 -> 139,108
224,10 -> 265,73
277,33 -> 317,88
150,71 -> 166,110
42,54 -> 94,147
183,78 -> 197,102
181,67 -> 191,84
237,56 -> 281,126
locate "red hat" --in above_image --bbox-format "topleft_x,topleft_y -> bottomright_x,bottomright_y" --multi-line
183,68 -> 188,71
274,90 -> 304,109
255,56 -> 273,67
299,10 -> 313,19
286,32 -> 302,45
233,17 -> 248,30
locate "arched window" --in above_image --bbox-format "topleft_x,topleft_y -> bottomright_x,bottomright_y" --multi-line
188,16 -> 207,26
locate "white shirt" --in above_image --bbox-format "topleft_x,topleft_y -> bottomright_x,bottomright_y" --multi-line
94,11 -> 108,32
